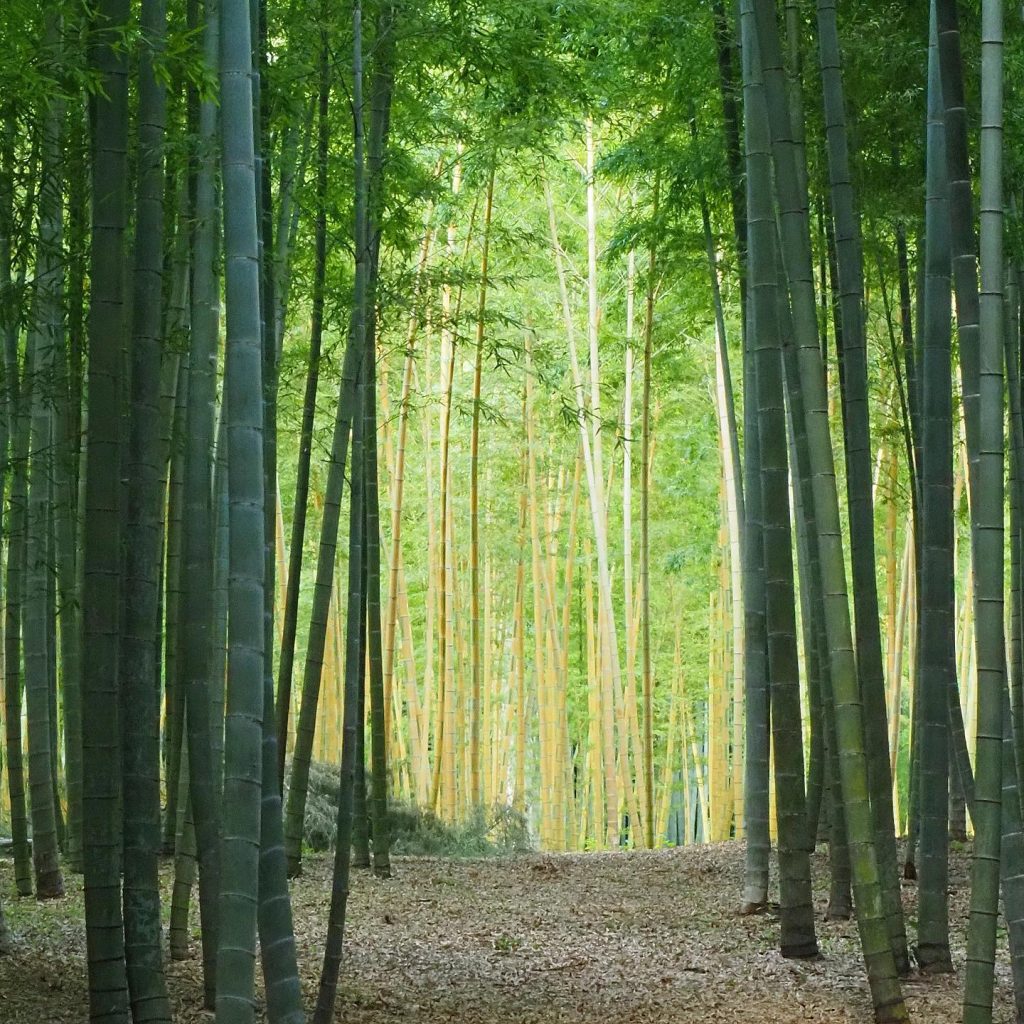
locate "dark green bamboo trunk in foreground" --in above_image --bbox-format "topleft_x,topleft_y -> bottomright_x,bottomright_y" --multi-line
314,5 -> 369,1015
25,44 -> 65,899
121,1 -> 172,1016
751,0 -> 906,1017
362,16 -> 396,874
0,117 -> 31,900
181,0 -> 221,1008
216,0 -> 267,1017
815,0 -> 906,971
739,0 -> 770,916
962,0 -> 1005,1018
916,7 -> 954,974
743,0 -> 815,959
83,0 -> 132,1017
252,3 -> 305,1018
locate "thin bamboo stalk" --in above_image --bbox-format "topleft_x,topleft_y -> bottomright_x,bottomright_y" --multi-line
657,628 -> 684,842
381,214 -> 434,785
544,167 -> 635,844
468,166 -> 495,811
513,434 -> 528,814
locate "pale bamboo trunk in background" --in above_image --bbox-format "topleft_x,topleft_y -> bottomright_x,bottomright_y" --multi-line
545,171 -> 625,846
432,156 -> 462,817
469,167 -> 495,810
382,213 -> 434,797
513,439 -> 528,813
584,542 -> 604,846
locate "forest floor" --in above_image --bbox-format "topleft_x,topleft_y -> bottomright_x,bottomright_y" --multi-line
0,840 -> 1013,1023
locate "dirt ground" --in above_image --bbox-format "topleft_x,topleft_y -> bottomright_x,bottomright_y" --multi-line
0,841 -> 1013,1023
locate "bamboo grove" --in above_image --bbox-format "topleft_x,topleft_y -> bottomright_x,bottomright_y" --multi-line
0,0 -> 1023,1023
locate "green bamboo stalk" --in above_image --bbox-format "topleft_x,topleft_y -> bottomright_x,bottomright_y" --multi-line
121,0 -> 171,1014
168,733 -> 195,962
25,36 -> 65,897
158,195 -> 188,855
83,0 -> 132,1013
314,5 -> 369,1009
935,0 -> 980,490
779,283 -> 852,918
363,179 -> 394,877
736,4 -> 771,918
275,6 -> 329,784
162,358 -> 188,859
916,6 -> 955,974
54,116 -> 84,873
281,0 -> 379,877
998,685 -> 1024,1022
962,0 -> 1005,1017
815,0 -> 906,969
180,0 -> 221,1007
0,114 -> 30,898
215,0 -> 267,1015
252,6 -> 304,1016
25,319 -> 63,898
1007,262 -> 1024,797
750,0 -> 906,1015
743,16 -> 816,953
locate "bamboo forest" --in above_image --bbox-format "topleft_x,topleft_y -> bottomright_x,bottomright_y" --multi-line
5,0 -> 1024,1021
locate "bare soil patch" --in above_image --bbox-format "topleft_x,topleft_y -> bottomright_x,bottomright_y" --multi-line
0,841 -> 1012,1022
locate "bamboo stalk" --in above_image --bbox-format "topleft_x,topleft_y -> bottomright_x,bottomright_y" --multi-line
889,517 -> 913,790
544,166 -> 632,845
469,165 -> 496,811
584,541 -> 604,847
513,432 -> 528,814
657,627 -> 684,843
381,212 -> 434,788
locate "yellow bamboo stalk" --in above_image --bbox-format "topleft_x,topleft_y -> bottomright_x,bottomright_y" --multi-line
317,585 -> 336,763
960,576 -> 977,768
900,540 -> 918,834
513,436 -> 529,815
889,515 -> 913,786
883,450 -> 899,704
623,240 -> 637,798
381,214 -> 434,785
430,155 -> 463,816
525,345 -> 556,848
447,511 -> 463,818
469,167 -> 495,811
419,315 -> 437,807
482,553 -> 493,809
433,166 -> 482,820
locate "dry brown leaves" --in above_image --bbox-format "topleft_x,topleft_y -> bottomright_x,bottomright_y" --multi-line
0,841 -> 1012,1023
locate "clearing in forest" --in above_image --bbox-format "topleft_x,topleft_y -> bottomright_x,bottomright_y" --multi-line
0,842 -> 1008,1023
